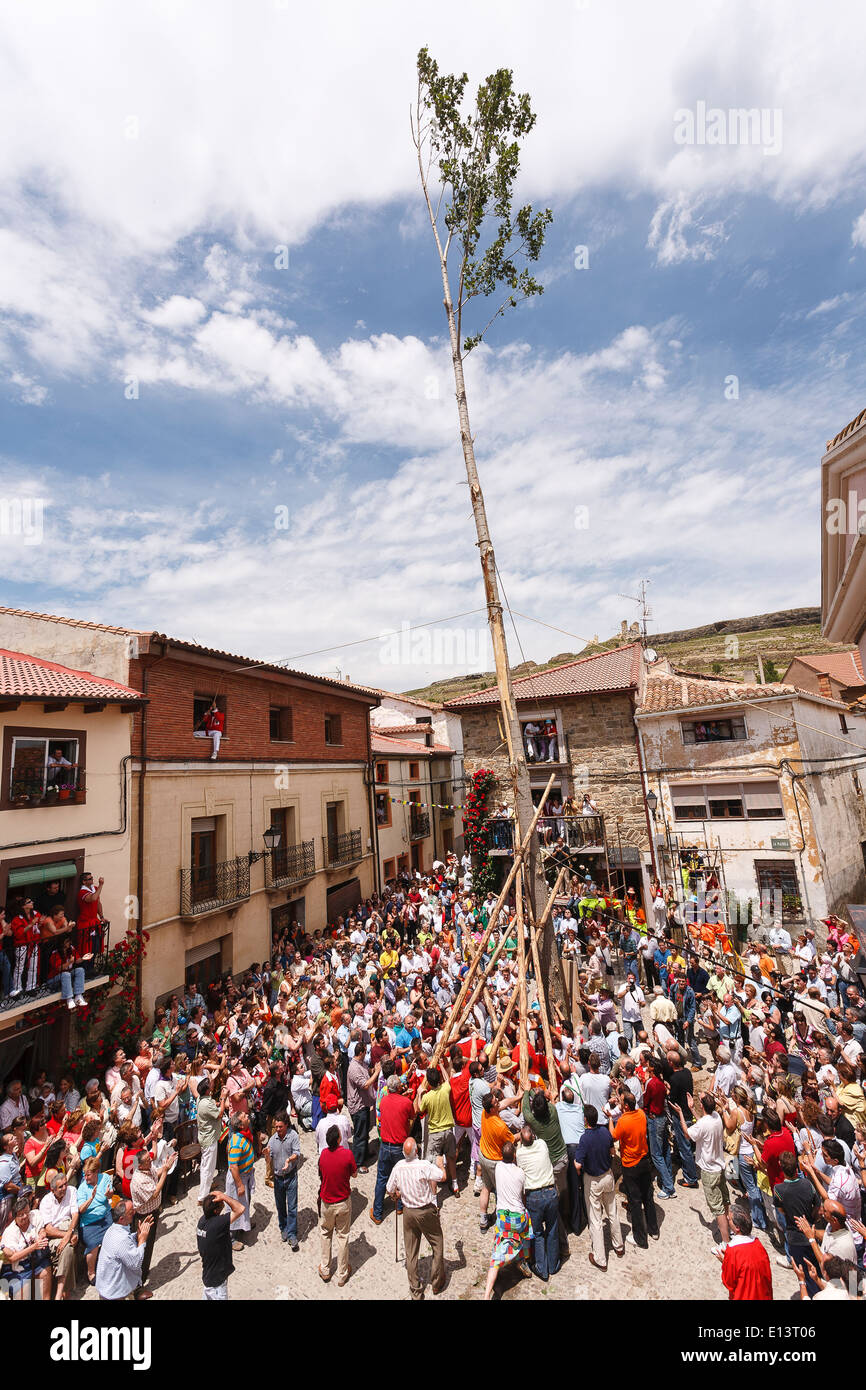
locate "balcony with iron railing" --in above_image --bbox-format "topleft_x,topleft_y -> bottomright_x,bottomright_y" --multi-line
8,763 -> 86,808
409,807 -> 430,841
265,839 -> 316,888
0,922 -> 109,1014
322,828 -> 363,869
485,813 -> 606,855
180,856 -> 251,917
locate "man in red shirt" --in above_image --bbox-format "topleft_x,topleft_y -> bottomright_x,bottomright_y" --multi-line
9,898 -> 39,994
371,1072 -> 415,1224
755,1111 -> 795,1191
448,1044 -> 474,1170
203,703 -> 224,759
76,873 -> 104,957
717,1204 -> 773,1299
318,1125 -> 357,1286
644,1057 -> 676,1198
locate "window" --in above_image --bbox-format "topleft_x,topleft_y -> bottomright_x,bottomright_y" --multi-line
375,762 -> 388,783
193,694 -> 225,731
3,729 -> 85,808
681,716 -> 747,745
383,857 -> 396,882
408,761 -> 420,780
269,705 -> 293,741
755,860 -> 802,918
375,790 -> 392,828
671,779 -> 784,822
743,781 -> 784,819
324,713 -> 342,745
190,818 -> 217,906
521,715 -> 560,764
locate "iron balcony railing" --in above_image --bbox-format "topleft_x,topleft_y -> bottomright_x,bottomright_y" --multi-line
265,839 -> 316,887
322,828 -> 363,869
409,807 -> 430,840
484,813 -> 606,854
0,922 -> 109,1013
180,856 -> 251,916
9,763 -> 85,806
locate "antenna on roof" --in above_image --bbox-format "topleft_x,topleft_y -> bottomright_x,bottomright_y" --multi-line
616,578 -> 652,647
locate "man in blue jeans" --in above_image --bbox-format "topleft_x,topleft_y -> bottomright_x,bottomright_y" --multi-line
370,1073 -> 414,1224
516,1125 -> 560,1281
268,1112 -> 300,1250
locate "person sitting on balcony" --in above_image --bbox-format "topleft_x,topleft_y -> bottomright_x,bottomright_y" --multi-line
9,897 -> 40,996
45,937 -> 87,1011
192,700 -> 225,759
46,748 -> 73,789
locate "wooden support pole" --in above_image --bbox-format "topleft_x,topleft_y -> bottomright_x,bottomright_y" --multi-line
433,775 -> 555,1065
516,870 -> 529,1090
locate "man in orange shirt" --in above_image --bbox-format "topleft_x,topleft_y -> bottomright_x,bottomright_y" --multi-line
478,1090 -> 519,1233
609,1089 -> 659,1248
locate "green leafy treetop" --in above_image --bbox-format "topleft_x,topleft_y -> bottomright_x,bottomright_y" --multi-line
413,46 -> 552,353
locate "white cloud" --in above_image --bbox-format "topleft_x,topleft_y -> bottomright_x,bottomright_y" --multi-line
852,210 -> 866,248
140,295 -> 206,330
647,195 -> 727,266
6,371 -> 48,405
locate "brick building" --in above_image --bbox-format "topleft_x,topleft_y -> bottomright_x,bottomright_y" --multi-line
0,610 -> 380,1011
445,644 -> 653,900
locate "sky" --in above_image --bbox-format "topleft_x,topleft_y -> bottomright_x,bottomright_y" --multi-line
1,0 -> 866,692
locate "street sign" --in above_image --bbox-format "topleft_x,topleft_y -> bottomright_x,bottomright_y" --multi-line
770,837 -> 790,850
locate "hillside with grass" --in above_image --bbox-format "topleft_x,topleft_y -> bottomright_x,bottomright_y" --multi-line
404,607 -> 855,704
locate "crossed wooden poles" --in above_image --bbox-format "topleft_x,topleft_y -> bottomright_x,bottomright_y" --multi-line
433,774 -> 567,1092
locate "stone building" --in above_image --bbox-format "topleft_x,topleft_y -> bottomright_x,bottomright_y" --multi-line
445,644 -> 653,900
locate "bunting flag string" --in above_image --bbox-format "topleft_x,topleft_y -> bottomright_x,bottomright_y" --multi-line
388,794 -> 463,811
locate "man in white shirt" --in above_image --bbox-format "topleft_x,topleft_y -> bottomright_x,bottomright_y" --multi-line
674,1092 -> 731,1246
314,1101 -> 353,1153
0,1080 -> 29,1131
616,973 -> 646,1045
386,1138 -> 445,1300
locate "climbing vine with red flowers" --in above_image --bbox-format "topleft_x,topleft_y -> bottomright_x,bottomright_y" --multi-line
70,926 -> 150,1082
462,767 -> 498,896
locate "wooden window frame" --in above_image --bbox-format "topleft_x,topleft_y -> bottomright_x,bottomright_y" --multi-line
324,712 -> 343,746
269,705 -> 294,742
2,725 -> 88,811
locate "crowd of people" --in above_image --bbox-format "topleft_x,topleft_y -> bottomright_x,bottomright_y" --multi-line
1,851 -> 865,1302
0,872 -> 106,1004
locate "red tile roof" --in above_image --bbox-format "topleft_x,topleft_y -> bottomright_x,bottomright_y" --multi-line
444,643 -> 643,708
371,731 -> 452,757
0,649 -> 145,703
637,674 -> 845,715
0,606 -> 148,636
783,651 -> 865,685
828,405 -> 866,451
0,606 -> 380,702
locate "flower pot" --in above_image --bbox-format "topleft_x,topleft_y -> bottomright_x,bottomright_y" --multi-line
58,788 -> 71,801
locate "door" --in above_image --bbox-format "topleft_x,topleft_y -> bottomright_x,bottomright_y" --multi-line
191,827 -> 216,904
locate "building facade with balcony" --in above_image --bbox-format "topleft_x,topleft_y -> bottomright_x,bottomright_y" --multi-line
369,689 -> 465,860
821,404 -> 866,675
0,647 -> 144,1080
371,729 -> 448,885
445,644 -> 652,901
635,664 -> 866,934
0,611 -> 379,1012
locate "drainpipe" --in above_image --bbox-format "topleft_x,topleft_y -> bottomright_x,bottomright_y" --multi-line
366,716 -> 381,894
136,642 -> 167,1017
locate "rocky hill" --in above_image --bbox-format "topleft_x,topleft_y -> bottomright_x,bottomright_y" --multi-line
404,607 -> 855,704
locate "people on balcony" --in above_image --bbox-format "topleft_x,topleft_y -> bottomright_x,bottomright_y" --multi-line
45,938 -> 87,1012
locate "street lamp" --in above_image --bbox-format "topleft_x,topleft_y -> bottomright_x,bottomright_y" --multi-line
248,825 -> 282,865
645,789 -> 658,819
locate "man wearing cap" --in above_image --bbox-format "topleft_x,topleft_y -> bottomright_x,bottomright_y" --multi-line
370,1073 -> 415,1224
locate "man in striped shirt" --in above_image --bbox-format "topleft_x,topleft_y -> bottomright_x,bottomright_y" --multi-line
387,1138 -> 446,1300
227,1114 -> 256,1250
